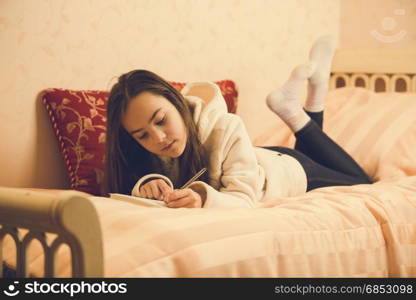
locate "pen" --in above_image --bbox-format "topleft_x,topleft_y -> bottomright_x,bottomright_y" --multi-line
180,168 -> 207,189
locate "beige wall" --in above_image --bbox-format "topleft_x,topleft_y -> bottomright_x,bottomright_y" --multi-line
340,0 -> 416,50
0,0 -> 340,189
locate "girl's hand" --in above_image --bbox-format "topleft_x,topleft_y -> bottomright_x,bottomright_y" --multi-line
164,188 -> 202,208
139,179 -> 173,200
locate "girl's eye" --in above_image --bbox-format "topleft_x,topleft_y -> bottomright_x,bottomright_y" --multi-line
136,116 -> 165,140
156,117 -> 166,126
137,133 -> 148,140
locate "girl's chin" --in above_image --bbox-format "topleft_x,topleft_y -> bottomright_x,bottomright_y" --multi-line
171,143 -> 186,158
170,149 -> 184,158
161,143 -> 185,158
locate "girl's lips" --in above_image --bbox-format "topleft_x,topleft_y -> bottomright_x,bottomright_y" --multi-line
161,141 -> 175,151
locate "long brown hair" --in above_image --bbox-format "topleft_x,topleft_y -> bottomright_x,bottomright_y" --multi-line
102,70 -> 209,195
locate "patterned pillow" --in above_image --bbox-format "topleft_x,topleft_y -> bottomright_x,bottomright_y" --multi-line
42,80 -> 238,196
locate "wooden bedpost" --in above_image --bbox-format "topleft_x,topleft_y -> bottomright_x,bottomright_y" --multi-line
0,187 -> 103,278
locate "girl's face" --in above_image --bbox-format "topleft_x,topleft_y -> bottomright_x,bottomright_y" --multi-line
122,92 -> 188,158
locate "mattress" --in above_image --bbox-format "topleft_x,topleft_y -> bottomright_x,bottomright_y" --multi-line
4,175 -> 415,277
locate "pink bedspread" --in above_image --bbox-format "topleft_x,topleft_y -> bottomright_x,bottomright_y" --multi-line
4,176 -> 415,277
82,176 -> 415,277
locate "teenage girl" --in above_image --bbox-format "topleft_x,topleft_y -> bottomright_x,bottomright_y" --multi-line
103,35 -> 372,208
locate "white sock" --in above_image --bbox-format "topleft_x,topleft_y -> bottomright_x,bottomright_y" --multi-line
305,35 -> 336,112
266,63 -> 315,132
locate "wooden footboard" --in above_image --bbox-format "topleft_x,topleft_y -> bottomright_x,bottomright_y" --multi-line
0,187 -> 103,277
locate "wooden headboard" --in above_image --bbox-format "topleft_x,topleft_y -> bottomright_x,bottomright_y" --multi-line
330,50 -> 416,93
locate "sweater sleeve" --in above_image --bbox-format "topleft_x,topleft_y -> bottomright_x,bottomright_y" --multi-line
131,174 -> 174,197
188,114 -> 265,208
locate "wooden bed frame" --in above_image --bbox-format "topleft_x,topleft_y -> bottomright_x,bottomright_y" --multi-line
330,50 -> 416,93
0,188 -> 103,277
1,50 -> 415,278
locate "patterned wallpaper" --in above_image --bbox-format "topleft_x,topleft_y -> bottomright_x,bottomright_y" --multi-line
0,0 -> 340,188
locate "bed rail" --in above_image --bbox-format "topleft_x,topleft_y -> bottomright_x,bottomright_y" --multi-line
330,72 -> 416,92
330,50 -> 416,92
0,187 -> 103,277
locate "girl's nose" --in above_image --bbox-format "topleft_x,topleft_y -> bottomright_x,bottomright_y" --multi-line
153,129 -> 167,143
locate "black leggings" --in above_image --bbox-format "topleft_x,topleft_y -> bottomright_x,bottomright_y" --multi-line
262,111 -> 372,191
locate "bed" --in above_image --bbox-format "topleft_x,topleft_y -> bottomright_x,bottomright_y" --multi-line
1,50 -> 415,278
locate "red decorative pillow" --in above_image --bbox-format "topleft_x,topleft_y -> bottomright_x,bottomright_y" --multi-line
42,80 -> 238,196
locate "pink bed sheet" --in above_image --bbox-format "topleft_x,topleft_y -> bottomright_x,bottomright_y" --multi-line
5,175 -> 412,278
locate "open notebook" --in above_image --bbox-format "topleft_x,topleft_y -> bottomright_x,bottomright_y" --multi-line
109,168 -> 207,208
109,193 -> 167,208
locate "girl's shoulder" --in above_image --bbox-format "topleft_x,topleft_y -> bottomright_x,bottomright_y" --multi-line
203,113 -> 248,144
